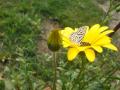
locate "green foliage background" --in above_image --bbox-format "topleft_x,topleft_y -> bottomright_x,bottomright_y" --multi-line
0,0 -> 120,90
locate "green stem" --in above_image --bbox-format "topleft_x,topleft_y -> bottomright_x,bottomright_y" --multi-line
79,58 -> 86,90
71,56 -> 86,90
102,0 -> 113,25
53,52 -> 57,90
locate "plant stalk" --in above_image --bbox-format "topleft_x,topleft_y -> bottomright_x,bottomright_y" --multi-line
71,56 -> 86,90
109,22 -> 120,37
53,52 -> 57,90
102,0 -> 112,25
79,58 -> 86,90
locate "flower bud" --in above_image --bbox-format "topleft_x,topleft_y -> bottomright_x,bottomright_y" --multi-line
47,30 -> 62,52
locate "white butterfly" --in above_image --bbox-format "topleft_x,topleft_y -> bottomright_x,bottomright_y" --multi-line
69,26 -> 89,46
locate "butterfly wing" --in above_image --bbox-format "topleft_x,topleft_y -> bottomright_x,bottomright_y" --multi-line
77,26 -> 87,43
70,26 -> 87,44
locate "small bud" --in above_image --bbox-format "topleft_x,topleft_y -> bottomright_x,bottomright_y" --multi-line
47,30 -> 62,52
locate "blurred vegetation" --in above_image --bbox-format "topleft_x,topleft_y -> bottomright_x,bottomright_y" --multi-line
0,0 -> 120,90
38,0 -> 104,27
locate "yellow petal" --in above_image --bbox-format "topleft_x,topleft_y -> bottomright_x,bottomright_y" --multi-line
83,24 -> 100,43
67,48 -> 80,61
84,49 -> 95,62
85,26 -> 89,34
92,30 -> 113,44
77,46 -> 90,51
100,30 -> 114,36
94,36 -> 111,45
92,46 -> 103,53
64,27 -> 75,34
85,32 -> 99,44
61,36 -> 71,47
60,28 -> 74,48
60,27 -> 75,38
89,24 -> 100,32
98,26 -> 109,33
62,41 -> 70,47
103,44 -> 118,51
75,28 -> 78,32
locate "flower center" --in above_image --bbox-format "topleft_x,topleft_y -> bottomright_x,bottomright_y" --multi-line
80,42 -> 90,46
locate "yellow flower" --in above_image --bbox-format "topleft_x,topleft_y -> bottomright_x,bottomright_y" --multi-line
60,24 -> 118,62
47,30 -> 62,52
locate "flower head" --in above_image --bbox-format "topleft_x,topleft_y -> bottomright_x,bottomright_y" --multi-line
60,24 -> 118,62
47,30 -> 62,52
